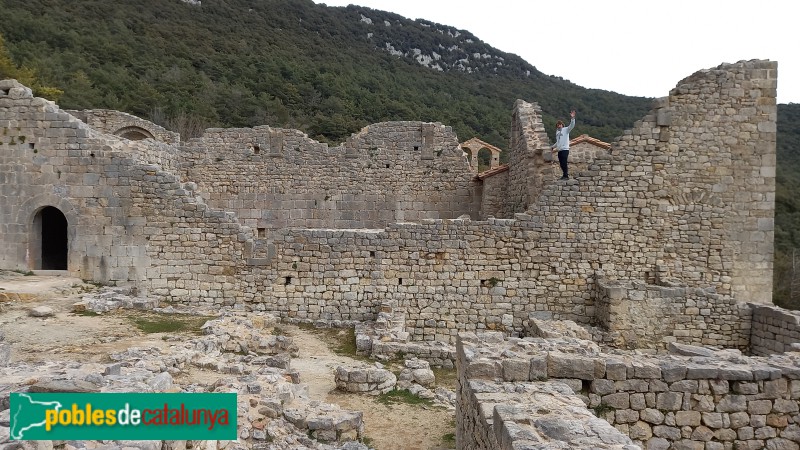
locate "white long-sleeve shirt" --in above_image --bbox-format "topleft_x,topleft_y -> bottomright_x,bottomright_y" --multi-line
552,117 -> 576,151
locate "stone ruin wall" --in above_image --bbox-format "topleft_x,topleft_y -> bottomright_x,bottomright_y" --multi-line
506,59 -> 776,304
750,304 -> 800,356
232,59 -> 777,349
476,168 -> 509,220
477,136 -> 611,221
595,279 -> 752,350
178,122 -> 481,232
527,60 -> 776,304
67,109 -> 180,145
568,136 -> 613,173
0,59 -> 785,352
1,60 -> 797,450
456,331 -> 800,450
505,100 -> 548,214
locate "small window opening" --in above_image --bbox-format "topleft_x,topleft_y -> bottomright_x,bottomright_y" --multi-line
398,278 -> 403,285
284,276 -> 292,285
413,146 -> 419,151
28,143 -> 35,150
253,144 -> 260,154
370,251 -> 376,257
257,228 -> 266,238
385,164 -> 390,168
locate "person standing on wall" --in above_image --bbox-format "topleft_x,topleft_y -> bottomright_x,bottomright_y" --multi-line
551,110 -> 576,180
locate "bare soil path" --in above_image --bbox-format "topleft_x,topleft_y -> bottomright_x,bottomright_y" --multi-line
280,324 -> 456,450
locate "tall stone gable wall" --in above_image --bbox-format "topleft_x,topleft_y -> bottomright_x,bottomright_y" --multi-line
179,122 -> 481,231
0,80 -> 248,290
506,100 -> 549,214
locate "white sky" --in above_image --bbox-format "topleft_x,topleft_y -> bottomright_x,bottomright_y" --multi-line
316,0 -> 798,104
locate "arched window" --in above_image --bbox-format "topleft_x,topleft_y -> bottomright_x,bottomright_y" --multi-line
114,126 -> 154,141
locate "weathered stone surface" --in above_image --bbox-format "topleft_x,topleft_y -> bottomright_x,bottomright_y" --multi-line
28,306 -> 55,317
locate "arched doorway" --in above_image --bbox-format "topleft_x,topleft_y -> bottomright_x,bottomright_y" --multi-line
33,206 -> 68,270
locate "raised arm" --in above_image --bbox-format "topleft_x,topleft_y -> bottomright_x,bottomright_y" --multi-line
566,110 -> 576,132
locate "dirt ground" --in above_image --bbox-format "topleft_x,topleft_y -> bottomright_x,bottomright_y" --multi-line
0,272 -> 455,450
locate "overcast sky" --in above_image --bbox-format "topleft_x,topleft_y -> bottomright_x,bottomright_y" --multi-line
315,0 -> 797,104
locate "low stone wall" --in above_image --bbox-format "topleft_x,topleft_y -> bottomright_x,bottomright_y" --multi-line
595,279 -> 752,350
253,218 -> 757,348
456,332 -> 636,449
456,331 -> 800,449
461,380 -> 638,450
750,304 -> 800,356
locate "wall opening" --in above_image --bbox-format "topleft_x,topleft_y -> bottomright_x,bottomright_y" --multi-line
114,126 -> 154,141
34,206 -> 68,270
477,148 -> 492,172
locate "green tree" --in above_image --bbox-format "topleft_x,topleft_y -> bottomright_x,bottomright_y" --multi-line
0,32 -> 63,101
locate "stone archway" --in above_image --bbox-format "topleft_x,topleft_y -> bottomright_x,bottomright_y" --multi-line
114,126 -> 154,141
32,206 -> 69,270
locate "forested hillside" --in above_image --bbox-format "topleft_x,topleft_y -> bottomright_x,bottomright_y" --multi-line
775,103 -> 800,309
0,0 -> 650,146
0,0 -> 798,307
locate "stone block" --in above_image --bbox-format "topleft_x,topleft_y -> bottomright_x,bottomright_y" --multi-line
501,358 -> 530,382
547,353 -> 597,380
655,392 -> 683,411
602,393 -> 630,409
466,359 -> 500,380
718,395 -> 747,413
675,410 -> 701,426
529,356 -> 547,380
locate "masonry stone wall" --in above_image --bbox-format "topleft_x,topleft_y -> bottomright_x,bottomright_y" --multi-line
478,168 -> 508,219
506,100 -> 549,214
0,80 -> 254,294
67,109 -> 180,144
0,60 -> 784,352
531,60 -> 776,306
457,331 -> 800,450
595,279 -> 752,350
178,122 -> 481,232
566,135 -> 612,175
750,304 -> 800,355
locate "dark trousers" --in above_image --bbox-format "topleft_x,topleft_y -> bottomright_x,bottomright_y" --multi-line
558,150 -> 569,177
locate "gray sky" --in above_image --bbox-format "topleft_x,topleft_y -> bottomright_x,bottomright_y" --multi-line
315,0 -> 797,104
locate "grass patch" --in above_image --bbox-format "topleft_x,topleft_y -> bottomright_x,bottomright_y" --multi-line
331,327 -> 358,357
296,323 -> 364,359
432,367 -> 458,389
127,312 -> 211,334
376,388 -> 434,407
442,432 -> 456,447
11,269 -> 35,276
72,310 -> 100,317
592,404 -> 616,417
